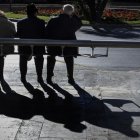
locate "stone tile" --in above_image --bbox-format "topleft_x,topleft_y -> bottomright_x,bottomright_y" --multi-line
39,138 -> 86,140
85,87 -> 93,90
86,121 -> 109,137
107,118 -> 140,137
131,90 -> 140,98
121,103 -> 140,112
103,97 -> 140,113
84,89 -> 101,99
62,86 -> 75,90
97,71 -> 135,90
131,117 -> 140,125
129,75 -> 140,91
40,120 -> 87,139
108,133 -> 140,140
87,136 -> 108,140
84,71 -> 97,87
15,120 -> 43,140
0,117 -> 22,140
65,89 -> 79,96
39,138 -> 63,140
30,115 -> 45,123
100,89 -> 134,98
10,86 -> 33,99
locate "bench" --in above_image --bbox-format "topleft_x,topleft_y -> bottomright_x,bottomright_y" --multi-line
0,38 -> 140,58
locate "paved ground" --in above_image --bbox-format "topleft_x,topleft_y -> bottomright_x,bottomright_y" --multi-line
0,55 -> 140,140
67,26 -> 140,70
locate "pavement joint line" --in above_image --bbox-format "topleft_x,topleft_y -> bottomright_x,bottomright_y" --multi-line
14,120 -> 24,140
56,59 -> 98,70
38,122 -> 44,140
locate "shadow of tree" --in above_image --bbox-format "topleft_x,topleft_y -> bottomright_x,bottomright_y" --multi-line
80,27 -> 140,39
0,80 -> 139,137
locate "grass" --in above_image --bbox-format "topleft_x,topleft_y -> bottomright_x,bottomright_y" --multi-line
5,12 -> 26,19
5,12 -> 140,25
5,12 -> 52,22
126,20 -> 140,25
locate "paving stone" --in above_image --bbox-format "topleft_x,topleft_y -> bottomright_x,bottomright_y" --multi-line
133,96 -> 140,107
62,86 -> 75,90
87,136 -> 108,140
100,89 -> 134,98
15,120 -> 43,140
39,138 -> 86,140
39,138 -> 63,140
30,115 -> 45,123
129,73 -> 140,91
65,89 -> 79,96
86,121 -> 109,137
103,97 -> 140,113
84,89 -> 101,99
84,71 -> 97,87
2,55 -> 140,140
108,119 -> 139,137
10,86 -> 33,99
108,133 -> 140,140
0,117 -> 22,140
40,120 -> 87,139
97,71 -> 133,89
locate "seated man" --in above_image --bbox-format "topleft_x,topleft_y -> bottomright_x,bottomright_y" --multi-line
0,10 -> 16,82
17,3 -> 45,83
45,4 -> 82,85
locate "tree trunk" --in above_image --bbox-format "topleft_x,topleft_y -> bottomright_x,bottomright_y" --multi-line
97,0 -> 108,20
77,0 -> 108,23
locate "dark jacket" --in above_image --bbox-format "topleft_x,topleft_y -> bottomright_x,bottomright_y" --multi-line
0,15 -> 16,55
45,14 -> 82,56
17,16 -> 45,55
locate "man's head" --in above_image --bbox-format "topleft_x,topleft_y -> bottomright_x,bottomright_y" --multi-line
26,3 -> 38,17
63,4 -> 74,16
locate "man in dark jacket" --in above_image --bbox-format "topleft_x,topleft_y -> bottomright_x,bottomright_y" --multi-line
17,3 -> 45,83
45,4 -> 82,85
0,10 -> 16,82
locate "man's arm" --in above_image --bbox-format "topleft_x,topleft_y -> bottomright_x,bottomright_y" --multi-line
71,14 -> 82,32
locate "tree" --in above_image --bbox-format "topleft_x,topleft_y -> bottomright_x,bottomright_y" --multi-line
76,0 -> 108,23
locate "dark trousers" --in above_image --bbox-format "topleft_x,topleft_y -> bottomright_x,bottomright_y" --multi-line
47,56 -> 74,79
19,55 -> 44,79
0,56 -> 4,81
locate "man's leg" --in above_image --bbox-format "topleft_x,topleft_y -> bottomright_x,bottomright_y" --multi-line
64,56 -> 75,84
47,55 -> 56,84
19,55 -> 28,83
0,56 -> 4,81
34,55 -> 44,83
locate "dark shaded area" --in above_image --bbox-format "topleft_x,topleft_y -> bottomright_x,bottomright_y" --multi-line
0,80 -> 139,137
80,27 -> 140,39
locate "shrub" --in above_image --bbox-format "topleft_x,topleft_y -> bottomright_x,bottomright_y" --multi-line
13,8 -> 62,16
103,9 -> 140,21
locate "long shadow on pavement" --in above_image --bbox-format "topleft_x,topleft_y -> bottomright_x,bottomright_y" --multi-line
0,81 -> 139,137
80,27 -> 140,39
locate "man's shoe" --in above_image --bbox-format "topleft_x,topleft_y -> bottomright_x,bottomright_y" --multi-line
68,78 -> 75,85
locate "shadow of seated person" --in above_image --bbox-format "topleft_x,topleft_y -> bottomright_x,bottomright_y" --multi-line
22,81 -> 45,102
44,83 -> 87,132
72,83 -> 139,138
0,79 -> 13,93
39,81 -> 60,101
0,88 -> 35,120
